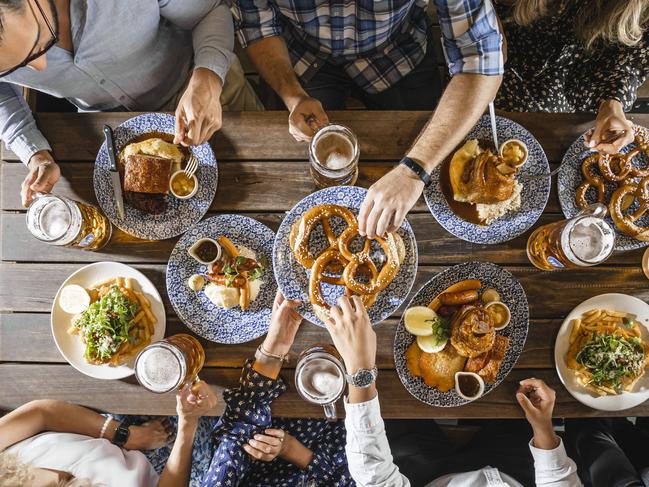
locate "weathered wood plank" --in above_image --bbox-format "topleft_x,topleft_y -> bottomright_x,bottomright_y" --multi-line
1,263 -> 647,319
1,364 -> 645,418
0,160 -> 563,213
2,212 -> 645,265
5,112 -> 637,163
0,313 -> 558,369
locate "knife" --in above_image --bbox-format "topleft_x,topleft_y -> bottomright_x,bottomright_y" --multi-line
103,124 -> 125,219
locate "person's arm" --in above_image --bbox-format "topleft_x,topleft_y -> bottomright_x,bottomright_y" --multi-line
517,379 -> 583,487
158,0 -> 235,145
358,0 -> 503,238
158,381 -> 218,487
0,400 -> 166,452
231,0 -> 328,140
325,296 -> 410,486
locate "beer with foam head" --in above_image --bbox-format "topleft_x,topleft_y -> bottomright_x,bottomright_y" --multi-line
295,345 -> 346,420
309,124 -> 359,188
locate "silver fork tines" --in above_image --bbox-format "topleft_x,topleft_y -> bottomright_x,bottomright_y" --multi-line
184,154 -> 199,178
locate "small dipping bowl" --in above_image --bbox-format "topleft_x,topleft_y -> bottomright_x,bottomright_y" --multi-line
455,372 -> 485,401
188,237 -> 222,266
499,139 -> 528,167
170,170 -> 199,200
643,248 -> 649,280
485,301 -> 511,330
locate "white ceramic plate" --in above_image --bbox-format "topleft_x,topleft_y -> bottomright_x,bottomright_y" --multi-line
555,293 -> 649,411
51,262 -> 166,379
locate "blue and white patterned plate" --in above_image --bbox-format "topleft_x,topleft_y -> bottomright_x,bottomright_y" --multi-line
394,262 -> 529,407
558,128 -> 649,252
93,113 -> 218,240
424,115 -> 550,244
273,186 -> 418,327
166,215 -> 276,344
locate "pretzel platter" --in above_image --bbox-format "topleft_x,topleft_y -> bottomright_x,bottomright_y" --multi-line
289,203 -> 405,322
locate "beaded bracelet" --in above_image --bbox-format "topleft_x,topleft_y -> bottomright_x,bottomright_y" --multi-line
99,416 -> 112,439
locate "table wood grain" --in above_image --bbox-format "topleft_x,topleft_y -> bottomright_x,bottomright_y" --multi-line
2,111 -> 649,418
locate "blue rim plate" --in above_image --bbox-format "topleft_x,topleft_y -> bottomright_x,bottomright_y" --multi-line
166,215 -> 277,344
558,128 -> 649,252
394,262 -> 529,407
93,113 -> 218,240
424,115 -> 550,244
273,186 -> 418,327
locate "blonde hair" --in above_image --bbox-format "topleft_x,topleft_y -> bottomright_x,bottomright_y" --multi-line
511,0 -> 649,49
0,452 -> 99,487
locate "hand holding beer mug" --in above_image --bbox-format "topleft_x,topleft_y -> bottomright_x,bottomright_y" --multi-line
176,380 -> 217,422
135,334 -> 205,393
527,203 -> 615,270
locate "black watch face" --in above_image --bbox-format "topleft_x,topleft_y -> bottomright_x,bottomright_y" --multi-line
354,369 -> 374,387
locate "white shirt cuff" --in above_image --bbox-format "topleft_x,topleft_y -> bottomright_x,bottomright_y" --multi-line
528,437 -> 570,469
343,393 -> 382,432
194,49 -> 234,85
8,129 -> 52,165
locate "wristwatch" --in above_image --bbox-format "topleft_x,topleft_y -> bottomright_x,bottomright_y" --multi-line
345,366 -> 378,388
399,156 -> 432,187
112,422 -> 130,447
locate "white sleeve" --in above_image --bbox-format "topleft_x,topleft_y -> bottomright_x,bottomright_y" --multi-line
529,438 -> 583,487
344,394 -> 411,487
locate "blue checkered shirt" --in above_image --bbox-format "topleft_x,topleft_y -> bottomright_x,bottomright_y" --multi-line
231,0 -> 503,94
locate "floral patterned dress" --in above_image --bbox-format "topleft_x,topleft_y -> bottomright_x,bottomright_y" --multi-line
494,0 -> 649,112
200,360 -> 354,487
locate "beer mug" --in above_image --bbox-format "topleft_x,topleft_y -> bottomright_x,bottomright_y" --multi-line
135,334 -> 205,393
308,123 -> 359,189
295,344 -> 346,421
26,193 -> 112,250
526,203 -> 615,271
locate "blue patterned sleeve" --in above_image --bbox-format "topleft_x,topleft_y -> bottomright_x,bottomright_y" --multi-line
230,0 -> 283,49
434,0 -> 504,76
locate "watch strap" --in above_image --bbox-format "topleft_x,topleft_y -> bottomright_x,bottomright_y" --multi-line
400,156 -> 432,187
345,366 -> 378,388
112,423 -> 130,447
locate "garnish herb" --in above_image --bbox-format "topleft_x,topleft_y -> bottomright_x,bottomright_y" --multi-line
426,316 -> 451,343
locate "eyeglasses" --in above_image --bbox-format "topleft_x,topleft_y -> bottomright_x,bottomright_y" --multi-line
0,0 -> 58,78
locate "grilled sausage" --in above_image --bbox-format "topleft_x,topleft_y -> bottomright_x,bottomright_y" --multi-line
439,290 -> 479,306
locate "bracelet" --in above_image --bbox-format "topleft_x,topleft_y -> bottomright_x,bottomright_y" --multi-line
256,344 -> 289,363
399,156 -> 432,187
99,416 -> 112,439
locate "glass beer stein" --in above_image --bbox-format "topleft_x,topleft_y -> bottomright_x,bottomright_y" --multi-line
135,334 -> 205,393
295,344 -> 346,421
526,203 -> 615,271
26,193 -> 112,250
309,124 -> 360,188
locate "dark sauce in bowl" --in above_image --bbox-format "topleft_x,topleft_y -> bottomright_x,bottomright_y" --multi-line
195,240 -> 219,262
458,374 -> 481,398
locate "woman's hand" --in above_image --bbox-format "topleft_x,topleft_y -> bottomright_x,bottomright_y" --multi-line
176,381 -> 218,425
174,68 -> 223,147
286,94 -> 329,142
262,292 -> 302,357
243,428 -> 287,462
325,296 -> 376,373
516,378 -> 559,450
21,151 -> 60,207
124,418 -> 174,450
585,99 -> 634,154
358,164 -> 424,239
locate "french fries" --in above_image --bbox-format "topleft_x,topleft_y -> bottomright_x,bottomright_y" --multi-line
67,276 -> 156,366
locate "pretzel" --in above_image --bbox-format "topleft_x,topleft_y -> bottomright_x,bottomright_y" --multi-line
576,154 -> 606,209
610,176 -> 649,241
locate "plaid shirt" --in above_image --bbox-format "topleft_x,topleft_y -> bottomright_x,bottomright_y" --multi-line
231,0 -> 503,94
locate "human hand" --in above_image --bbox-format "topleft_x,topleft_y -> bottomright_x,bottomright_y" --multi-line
358,164 -> 423,239
262,292 -> 302,356
286,94 -> 329,142
243,428 -> 287,462
174,68 -> 223,146
124,418 -> 174,450
21,151 -> 60,207
325,296 -> 376,373
176,380 -> 218,424
516,378 -> 559,450
584,99 -> 634,154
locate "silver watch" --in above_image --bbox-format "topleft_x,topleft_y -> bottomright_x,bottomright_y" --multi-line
345,366 -> 378,388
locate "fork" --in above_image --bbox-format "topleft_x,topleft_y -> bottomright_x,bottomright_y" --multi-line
184,153 -> 199,179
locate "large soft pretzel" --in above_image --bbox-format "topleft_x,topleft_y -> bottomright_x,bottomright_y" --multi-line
610,176 -> 649,241
576,154 -> 606,209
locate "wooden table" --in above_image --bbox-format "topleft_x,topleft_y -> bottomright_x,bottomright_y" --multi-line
2,111 -> 649,419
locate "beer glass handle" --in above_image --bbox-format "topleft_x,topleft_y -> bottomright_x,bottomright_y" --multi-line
323,402 -> 337,422
577,202 -> 608,219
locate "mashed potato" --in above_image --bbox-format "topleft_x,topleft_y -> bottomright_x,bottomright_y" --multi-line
477,181 -> 523,225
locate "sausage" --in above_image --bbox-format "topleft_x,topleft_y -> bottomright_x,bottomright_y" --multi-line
439,290 -> 479,306
206,273 -> 247,288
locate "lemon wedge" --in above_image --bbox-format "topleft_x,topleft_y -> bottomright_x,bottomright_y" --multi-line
59,284 -> 91,314
404,306 -> 438,336
417,334 -> 447,354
